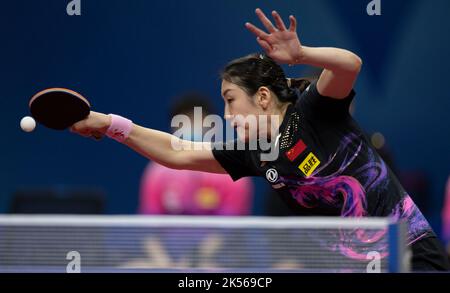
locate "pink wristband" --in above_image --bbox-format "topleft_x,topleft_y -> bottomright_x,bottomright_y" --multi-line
106,114 -> 133,143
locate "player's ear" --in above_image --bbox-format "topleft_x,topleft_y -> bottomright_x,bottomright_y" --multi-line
255,86 -> 272,110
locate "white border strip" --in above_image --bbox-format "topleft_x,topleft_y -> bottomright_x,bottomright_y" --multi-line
0,215 -> 391,229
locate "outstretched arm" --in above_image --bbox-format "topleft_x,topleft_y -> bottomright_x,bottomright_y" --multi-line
245,8 -> 362,99
70,111 -> 227,174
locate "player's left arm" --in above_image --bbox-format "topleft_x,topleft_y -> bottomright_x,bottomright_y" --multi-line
245,8 -> 362,99
299,47 -> 362,99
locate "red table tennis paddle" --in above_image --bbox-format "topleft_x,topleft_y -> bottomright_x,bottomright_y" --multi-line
29,88 -> 103,139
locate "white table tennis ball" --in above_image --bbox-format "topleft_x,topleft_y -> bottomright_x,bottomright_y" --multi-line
20,116 -> 36,132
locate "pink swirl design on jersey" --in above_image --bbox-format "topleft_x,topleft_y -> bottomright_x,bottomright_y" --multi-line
279,133 -> 391,260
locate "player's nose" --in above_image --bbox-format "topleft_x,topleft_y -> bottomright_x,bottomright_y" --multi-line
223,104 -> 231,119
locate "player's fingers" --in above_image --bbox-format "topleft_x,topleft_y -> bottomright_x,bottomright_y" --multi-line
245,22 -> 270,39
255,8 -> 276,33
272,10 -> 287,31
71,127 -> 89,137
70,124 -> 81,133
257,37 -> 273,52
72,118 -> 90,131
70,121 -> 89,136
289,15 -> 297,32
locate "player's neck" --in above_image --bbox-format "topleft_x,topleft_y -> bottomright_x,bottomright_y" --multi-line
263,103 -> 292,140
276,103 -> 291,128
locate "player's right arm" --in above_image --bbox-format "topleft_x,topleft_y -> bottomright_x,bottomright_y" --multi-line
70,111 -> 227,174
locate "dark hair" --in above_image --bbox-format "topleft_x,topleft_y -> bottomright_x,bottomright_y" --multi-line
221,53 -> 312,104
169,92 -> 214,118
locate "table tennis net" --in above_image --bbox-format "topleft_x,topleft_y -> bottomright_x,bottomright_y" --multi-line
0,215 -> 408,273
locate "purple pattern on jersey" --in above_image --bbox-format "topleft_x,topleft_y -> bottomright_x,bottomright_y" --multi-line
277,133 -> 431,259
391,195 -> 431,244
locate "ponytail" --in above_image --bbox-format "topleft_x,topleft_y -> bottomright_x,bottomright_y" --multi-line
287,77 -> 313,93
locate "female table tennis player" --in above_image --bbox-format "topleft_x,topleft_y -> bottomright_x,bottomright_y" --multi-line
70,8 -> 450,270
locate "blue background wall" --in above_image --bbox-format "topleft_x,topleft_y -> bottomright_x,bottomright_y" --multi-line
1,0 -> 449,235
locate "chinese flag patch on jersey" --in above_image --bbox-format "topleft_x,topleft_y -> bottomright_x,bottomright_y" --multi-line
285,139 -> 307,161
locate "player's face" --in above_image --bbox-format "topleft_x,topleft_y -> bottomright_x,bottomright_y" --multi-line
221,80 -> 265,142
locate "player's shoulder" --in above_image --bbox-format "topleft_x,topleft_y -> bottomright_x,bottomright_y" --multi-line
296,79 -> 355,122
